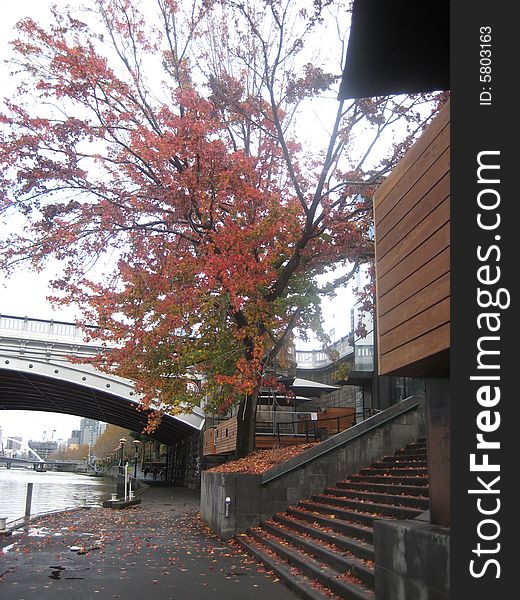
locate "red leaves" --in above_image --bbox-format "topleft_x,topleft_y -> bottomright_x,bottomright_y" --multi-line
0,0 -> 444,450
208,444 -> 317,474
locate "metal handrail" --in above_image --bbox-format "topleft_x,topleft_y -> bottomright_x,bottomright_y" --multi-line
274,420 -> 318,442
261,397 -> 422,485
272,413 -> 356,442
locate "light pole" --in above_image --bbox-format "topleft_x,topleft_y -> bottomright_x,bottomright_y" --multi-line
119,437 -> 127,466
133,440 -> 142,478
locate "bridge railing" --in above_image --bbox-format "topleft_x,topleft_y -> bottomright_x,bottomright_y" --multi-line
0,314 -> 107,347
1,313 -> 368,370
0,314 -> 88,339
295,336 -> 354,369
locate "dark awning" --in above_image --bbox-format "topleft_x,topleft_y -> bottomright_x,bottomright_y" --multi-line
339,0 -> 450,99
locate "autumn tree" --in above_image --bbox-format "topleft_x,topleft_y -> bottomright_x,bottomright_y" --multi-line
91,425 -> 132,460
49,444 -> 90,461
0,0 -> 445,457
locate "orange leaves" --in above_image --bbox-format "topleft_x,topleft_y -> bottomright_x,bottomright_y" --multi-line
208,444 -> 317,474
0,0 -> 444,451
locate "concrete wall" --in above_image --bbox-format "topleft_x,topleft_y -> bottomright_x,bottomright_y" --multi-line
169,432 -> 202,488
303,384 -> 357,410
374,519 -> 450,600
200,472 -> 267,540
296,360 -> 352,386
201,394 -> 426,539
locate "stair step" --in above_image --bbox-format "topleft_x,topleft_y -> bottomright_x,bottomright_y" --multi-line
299,500 -> 387,527
287,506 -> 374,543
348,474 -> 429,486
311,493 -> 424,519
261,520 -> 375,587
382,453 -> 426,462
235,437 -> 429,600
236,534 -> 340,600
359,467 -> 428,476
338,481 -> 429,497
405,442 -> 427,450
405,441 -> 426,448
245,528 -> 374,600
273,513 -> 374,561
323,487 -> 430,510
395,447 -> 427,456
372,460 -> 428,469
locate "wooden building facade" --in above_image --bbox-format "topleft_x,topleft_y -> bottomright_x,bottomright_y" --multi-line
374,100 -> 450,377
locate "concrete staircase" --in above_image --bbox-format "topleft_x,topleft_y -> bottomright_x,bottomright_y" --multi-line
236,438 -> 429,600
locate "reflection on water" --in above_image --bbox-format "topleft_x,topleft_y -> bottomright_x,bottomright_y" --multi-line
0,467 -> 114,523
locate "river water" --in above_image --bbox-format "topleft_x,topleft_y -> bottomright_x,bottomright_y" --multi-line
0,467 -> 114,524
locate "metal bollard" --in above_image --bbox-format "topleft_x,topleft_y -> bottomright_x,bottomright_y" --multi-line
25,482 -> 34,518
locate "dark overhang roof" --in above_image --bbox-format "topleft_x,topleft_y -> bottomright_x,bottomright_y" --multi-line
0,369 -> 196,445
339,0 -> 450,99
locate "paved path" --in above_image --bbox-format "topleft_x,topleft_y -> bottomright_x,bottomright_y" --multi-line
0,482 -> 299,600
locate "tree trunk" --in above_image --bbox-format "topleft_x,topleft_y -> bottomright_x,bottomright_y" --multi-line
235,384 -> 260,458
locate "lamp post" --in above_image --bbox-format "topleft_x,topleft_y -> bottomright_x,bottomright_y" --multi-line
119,437 -> 127,466
133,440 -> 142,479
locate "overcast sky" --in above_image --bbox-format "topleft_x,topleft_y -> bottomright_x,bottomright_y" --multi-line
1,1 -> 85,444
0,1 -> 356,445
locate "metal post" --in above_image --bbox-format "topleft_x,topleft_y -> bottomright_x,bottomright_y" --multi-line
25,482 -> 34,518
133,440 -> 141,479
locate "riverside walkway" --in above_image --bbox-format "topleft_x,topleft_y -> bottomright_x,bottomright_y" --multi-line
0,483 -> 299,600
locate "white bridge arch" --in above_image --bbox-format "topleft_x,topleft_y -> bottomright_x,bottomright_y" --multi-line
0,314 -> 204,444
2,436 -> 45,462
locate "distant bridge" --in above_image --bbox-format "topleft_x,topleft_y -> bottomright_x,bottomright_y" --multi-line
2,436 -> 45,461
0,454 -> 85,470
0,314 -> 204,445
295,336 -> 354,370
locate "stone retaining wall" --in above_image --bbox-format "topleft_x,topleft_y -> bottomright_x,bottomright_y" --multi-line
201,394 -> 426,539
374,519 -> 450,600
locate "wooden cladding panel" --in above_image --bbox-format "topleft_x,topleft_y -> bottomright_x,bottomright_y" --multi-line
379,272 -> 450,336
377,219 -> 450,296
203,428 -> 216,456
379,297 -> 450,355
377,247 -> 450,317
375,125 -> 450,227
374,102 -> 450,218
214,415 -> 238,454
255,436 -> 311,450
318,407 -> 355,435
376,168 -> 450,259
379,323 -> 450,375
374,100 -> 450,376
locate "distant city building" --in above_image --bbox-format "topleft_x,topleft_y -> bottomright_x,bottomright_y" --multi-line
69,430 -> 81,448
79,418 -> 106,447
6,436 -> 23,452
28,439 -> 58,460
